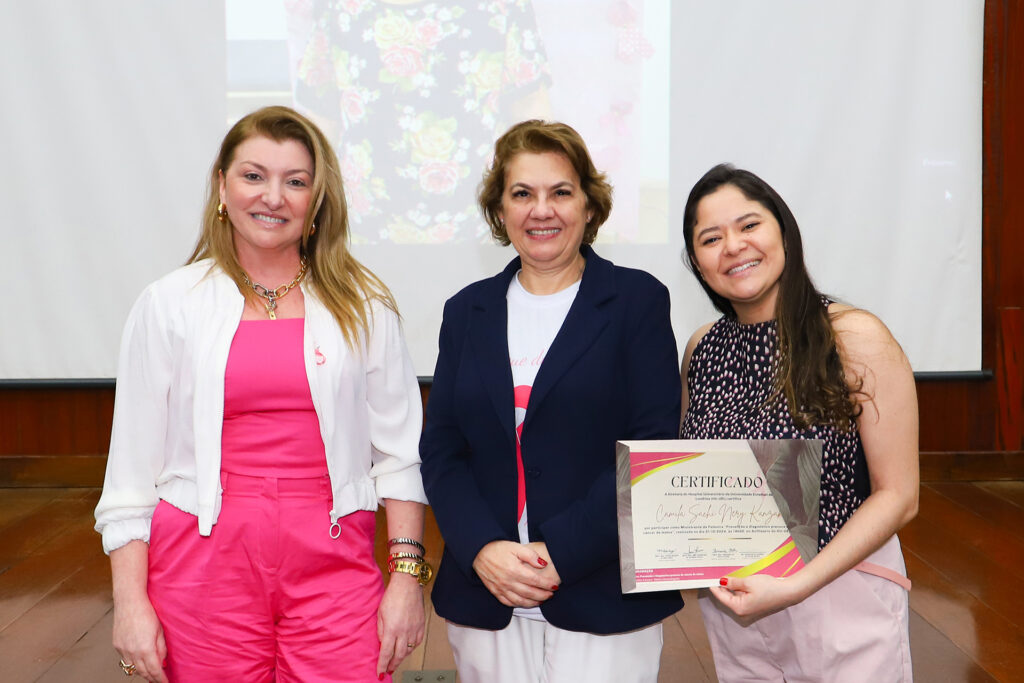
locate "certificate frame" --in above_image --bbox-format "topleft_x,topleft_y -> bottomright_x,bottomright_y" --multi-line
616,439 -> 822,592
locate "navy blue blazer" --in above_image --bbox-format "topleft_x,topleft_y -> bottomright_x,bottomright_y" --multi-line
420,245 -> 684,633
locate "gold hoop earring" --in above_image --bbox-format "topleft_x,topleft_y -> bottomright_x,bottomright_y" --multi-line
217,202 -> 228,223
310,222 -> 317,236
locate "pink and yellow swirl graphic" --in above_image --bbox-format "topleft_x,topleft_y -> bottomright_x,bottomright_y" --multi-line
629,451 -> 705,486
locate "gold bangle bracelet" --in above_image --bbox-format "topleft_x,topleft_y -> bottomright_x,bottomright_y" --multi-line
388,558 -> 433,585
388,551 -> 424,562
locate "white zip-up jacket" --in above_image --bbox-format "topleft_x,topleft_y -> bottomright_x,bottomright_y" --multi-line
94,260 -> 427,554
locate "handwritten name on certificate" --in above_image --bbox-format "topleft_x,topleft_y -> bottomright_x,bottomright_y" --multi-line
616,439 -> 822,592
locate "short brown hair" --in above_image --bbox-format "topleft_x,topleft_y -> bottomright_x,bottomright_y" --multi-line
478,120 -> 613,245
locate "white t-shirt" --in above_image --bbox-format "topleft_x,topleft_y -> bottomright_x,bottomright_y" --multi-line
506,271 -> 580,620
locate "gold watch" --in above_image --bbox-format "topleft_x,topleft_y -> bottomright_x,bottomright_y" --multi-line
388,558 -> 433,585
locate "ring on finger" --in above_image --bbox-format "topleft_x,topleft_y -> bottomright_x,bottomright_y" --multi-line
119,659 -> 136,676
406,643 -> 416,648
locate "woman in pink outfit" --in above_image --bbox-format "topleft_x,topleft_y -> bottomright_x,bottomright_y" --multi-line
95,106 -> 430,682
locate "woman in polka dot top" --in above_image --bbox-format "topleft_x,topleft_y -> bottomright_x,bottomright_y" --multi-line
678,164 -> 918,682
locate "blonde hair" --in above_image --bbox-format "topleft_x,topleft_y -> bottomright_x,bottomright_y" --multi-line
188,106 -> 396,348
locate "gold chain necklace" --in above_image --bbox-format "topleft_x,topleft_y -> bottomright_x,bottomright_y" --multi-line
242,258 -> 308,320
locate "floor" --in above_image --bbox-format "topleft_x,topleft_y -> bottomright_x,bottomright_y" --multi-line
0,482 -> 1021,682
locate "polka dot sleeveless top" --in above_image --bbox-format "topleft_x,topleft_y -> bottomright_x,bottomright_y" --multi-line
680,316 -> 870,549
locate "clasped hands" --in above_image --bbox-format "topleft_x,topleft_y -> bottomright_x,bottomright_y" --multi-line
472,540 -> 561,608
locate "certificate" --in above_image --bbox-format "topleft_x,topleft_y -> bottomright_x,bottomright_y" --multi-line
616,439 -> 822,592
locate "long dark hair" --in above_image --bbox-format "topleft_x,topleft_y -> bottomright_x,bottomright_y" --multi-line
682,164 -> 860,430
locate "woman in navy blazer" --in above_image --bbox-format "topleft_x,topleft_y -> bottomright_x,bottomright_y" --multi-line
420,121 -> 683,683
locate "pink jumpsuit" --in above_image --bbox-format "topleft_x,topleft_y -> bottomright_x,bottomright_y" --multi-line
147,319 -> 386,682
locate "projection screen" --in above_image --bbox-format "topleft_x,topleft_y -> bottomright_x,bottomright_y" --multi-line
0,0 -> 982,379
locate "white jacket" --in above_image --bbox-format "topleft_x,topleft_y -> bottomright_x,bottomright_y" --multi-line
94,260 -> 427,554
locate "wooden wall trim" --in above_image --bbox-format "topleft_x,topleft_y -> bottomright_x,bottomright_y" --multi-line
920,449 -> 1024,482
5,451 -> 1021,488
0,455 -> 108,488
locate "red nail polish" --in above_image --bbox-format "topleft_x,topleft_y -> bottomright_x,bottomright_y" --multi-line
719,577 -> 729,586
378,675 -> 385,681
538,558 -> 548,567
551,584 -> 559,590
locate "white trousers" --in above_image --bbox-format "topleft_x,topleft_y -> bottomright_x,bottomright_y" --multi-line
446,616 -> 664,683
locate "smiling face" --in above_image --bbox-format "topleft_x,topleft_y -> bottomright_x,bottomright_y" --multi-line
219,135 -> 314,263
691,184 -> 786,323
499,151 -> 591,282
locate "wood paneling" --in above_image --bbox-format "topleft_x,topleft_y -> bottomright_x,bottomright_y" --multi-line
916,381 -> 995,453
996,308 -> 1023,450
986,0 -> 1024,454
0,387 -> 114,456
988,3 -> 1024,311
